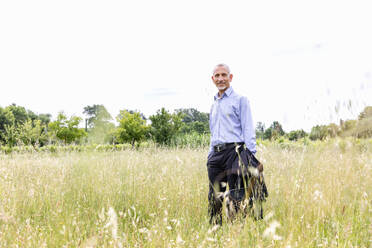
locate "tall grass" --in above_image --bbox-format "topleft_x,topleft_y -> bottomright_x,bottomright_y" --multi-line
0,139 -> 370,247
170,132 -> 210,148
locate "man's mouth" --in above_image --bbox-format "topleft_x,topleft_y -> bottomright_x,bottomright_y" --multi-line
217,84 -> 227,90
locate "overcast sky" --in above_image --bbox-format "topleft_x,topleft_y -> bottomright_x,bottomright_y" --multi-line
1,0 -> 371,131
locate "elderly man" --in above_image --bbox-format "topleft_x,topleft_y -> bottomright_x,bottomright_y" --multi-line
207,63 -> 259,225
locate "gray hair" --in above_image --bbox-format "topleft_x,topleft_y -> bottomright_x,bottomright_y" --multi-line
213,63 -> 231,74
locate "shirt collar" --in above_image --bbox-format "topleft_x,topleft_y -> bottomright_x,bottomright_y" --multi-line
214,86 -> 233,100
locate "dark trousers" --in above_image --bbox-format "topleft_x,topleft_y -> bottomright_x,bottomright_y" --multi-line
207,145 -> 254,225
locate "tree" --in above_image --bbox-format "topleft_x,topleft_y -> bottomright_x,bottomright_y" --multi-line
255,122 -> 265,139
88,121 -> 116,144
288,129 -> 307,141
0,107 -> 15,143
83,105 -> 114,144
18,119 -> 48,147
262,121 -> 285,140
48,112 -> 87,144
122,109 -> 147,120
327,123 -> 340,138
0,105 -> 51,145
190,121 -> 208,134
116,110 -> 148,148
149,108 -> 182,145
83,104 -> 112,129
38,113 -> 52,125
353,117 -> 372,138
340,119 -> 357,133
309,125 -> 328,140
175,108 -> 209,134
270,121 -> 285,139
339,119 -> 357,137
5,104 -> 28,126
0,107 -> 18,146
346,106 -> 372,138
1,124 -> 19,147
175,108 -> 209,123
358,106 -> 372,120
263,127 -> 272,140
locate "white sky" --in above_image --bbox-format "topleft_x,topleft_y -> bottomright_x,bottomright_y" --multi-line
1,0 -> 371,132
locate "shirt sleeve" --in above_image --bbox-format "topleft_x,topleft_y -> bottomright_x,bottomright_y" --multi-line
240,96 -> 257,154
208,105 -> 213,156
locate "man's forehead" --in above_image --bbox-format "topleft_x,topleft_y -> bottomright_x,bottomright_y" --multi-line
213,66 -> 230,75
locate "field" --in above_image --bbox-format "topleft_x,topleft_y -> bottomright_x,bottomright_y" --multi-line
0,139 -> 371,247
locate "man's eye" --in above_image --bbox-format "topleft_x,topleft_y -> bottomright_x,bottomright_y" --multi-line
221,73 -> 227,77
214,74 -> 220,77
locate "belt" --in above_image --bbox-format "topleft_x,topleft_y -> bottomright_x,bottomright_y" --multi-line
213,142 -> 244,152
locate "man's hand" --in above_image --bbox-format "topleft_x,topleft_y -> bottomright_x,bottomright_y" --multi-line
257,163 -> 264,173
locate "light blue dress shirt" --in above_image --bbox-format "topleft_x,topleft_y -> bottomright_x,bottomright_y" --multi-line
209,87 -> 256,155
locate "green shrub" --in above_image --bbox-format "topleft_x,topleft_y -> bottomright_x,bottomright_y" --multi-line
1,146 -> 12,154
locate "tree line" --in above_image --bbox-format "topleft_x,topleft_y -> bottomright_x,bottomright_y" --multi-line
255,106 -> 372,141
0,104 -> 209,148
0,104 -> 371,148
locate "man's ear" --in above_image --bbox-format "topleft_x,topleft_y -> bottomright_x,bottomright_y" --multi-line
229,74 -> 233,81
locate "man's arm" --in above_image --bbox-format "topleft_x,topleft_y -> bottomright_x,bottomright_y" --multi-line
208,106 -> 214,156
240,96 -> 256,154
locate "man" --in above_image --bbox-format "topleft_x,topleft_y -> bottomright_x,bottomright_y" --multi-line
207,63 -> 259,225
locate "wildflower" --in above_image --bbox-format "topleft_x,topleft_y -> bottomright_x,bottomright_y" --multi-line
264,211 -> 274,222
170,219 -> 180,227
263,220 -> 282,241
176,156 -> 183,164
313,190 -> 323,201
60,225 -> 66,235
80,236 -> 97,248
105,207 -> 118,240
207,225 -> 219,234
98,208 -> 105,221
176,234 -> 185,244
139,227 -> 149,233
0,211 -> 14,224
294,180 -> 300,190
28,189 -> 34,197
206,237 -> 217,242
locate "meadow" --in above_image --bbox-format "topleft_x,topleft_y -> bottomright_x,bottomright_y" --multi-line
0,139 -> 371,247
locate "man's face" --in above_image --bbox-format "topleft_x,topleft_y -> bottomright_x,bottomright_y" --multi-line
212,66 -> 233,91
